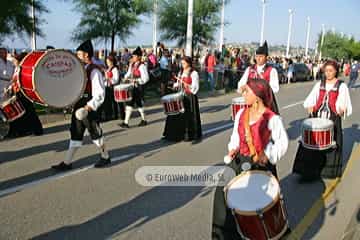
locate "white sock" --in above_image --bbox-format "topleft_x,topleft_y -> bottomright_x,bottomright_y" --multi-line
64,140 -> 82,164
64,147 -> 79,165
93,138 -> 109,159
138,108 -> 146,120
125,106 -> 133,124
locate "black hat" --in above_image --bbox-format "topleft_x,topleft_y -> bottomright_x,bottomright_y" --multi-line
76,40 -> 94,57
132,46 -> 142,57
256,41 -> 268,56
46,45 -> 55,50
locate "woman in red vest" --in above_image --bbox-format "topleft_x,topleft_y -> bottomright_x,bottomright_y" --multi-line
212,78 -> 288,239
293,60 -> 352,181
162,56 -> 202,143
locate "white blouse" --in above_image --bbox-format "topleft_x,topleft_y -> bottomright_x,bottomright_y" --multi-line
303,81 -> 352,117
238,64 -> 280,93
86,64 -> 105,111
106,67 -> 120,86
175,70 -> 200,95
124,63 -> 149,85
228,109 -> 288,165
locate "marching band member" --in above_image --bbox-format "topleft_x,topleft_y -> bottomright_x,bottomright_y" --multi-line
293,60 -> 352,180
162,56 -> 202,143
5,52 -> 43,138
120,47 -> 149,128
212,78 -> 288,239
102,55 -> 124,121
0,47 -> 14,99
52,40 -> 111,171
238,41 -> 280,113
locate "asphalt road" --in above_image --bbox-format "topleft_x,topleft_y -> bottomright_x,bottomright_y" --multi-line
0,80 -> 359,240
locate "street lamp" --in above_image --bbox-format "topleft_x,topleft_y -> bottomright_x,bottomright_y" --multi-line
319,24 -> 325,61
219,0 -> 225,52
152,0 -> 158,54
31,0 -> 37,50
260,0 -> 267,45
185,0 -> 194,57
286,9 -> 294,58
305,17 -> 311,58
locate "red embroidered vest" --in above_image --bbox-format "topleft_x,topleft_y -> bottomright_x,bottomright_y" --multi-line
131,62 -> 142,78
248,64 -> 272,82
313,80 -> 342,114
238,109 -> 275,156
180,71 -> 194,94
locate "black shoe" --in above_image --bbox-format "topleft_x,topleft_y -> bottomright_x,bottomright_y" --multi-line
51,162 -> 72,171
191,138 -> 202,144
138,120 -> 147,127
94,157 -> 111,168
120,123 -> 130,128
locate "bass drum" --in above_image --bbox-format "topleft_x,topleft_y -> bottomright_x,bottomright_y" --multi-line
18,49 -> 86,108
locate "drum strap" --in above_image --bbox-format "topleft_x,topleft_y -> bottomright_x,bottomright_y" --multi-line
243,108 -> 259,161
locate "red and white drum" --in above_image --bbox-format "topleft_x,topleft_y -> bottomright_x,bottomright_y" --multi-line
301,118 -> 335,150
18,50 -> 86,108
231,97 -> 248,121
161,92 -> 185,115
114,84 -> 133,102
225,171 -> 288,240
0,96 -> 26,122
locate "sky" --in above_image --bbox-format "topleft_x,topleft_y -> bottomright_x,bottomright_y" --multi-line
4,0 -> 360,50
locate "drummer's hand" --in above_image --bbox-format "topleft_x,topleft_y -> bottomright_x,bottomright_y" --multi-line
307,107 -> 314,114
228,149 -> 238,159
257,152 -> 269,166
84,105 -> 93,112
338,108 -> 346,116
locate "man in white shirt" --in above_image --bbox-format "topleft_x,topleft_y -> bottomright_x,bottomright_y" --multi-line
52,40 -> 111,171
238,41 -> 280,113
0,48 -> 15,99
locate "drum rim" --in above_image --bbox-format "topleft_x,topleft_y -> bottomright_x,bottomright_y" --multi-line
114,83 -> 134,89
161,92 -> 183,102
302,118 -> 334,129
0,96 -> 18,107
224,170 -> 280,216
20,49 -> 87,108
19,51 -> 46,105
232,97 -> 246,104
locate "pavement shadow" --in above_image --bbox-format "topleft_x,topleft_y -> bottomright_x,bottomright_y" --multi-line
31,185 -> 213,239
200,104 -> 230,114
280,173 -> 326,239
0,129 -> 126,165
286,118 -> 306,141
342,124 -> 360,169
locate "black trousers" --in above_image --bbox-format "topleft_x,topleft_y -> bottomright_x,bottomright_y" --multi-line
70,98 -> 102,141
126,85 -> 144,108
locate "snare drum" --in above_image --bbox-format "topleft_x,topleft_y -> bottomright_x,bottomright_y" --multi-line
225,171 -> 288,240
161,92 -> 185,115
114,84 -> 133,102
231,97 -> 248,121
18,50 -> 86,108
301,118 -> 335,150
0,96 -> 26,122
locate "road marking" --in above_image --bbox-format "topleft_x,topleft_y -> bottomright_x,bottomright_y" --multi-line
203,123 -> 233,135
286,145 -> 360,240
281,101 -> 304,110
0,153 -> 136,198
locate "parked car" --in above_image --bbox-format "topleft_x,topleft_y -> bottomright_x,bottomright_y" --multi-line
269,63 -> 287,84
289,63 -> 312,82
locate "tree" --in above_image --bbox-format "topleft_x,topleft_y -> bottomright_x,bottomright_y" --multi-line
72,0 -> 151,53
0,0 -> 48,42
158,0 -> 229,49
317,31 -> 360,60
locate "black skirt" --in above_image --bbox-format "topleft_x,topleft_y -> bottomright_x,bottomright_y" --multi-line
162,93 -> 202,141
292,115 -> 343,179
212,155 -> 278,240
7,92 -> 43,137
